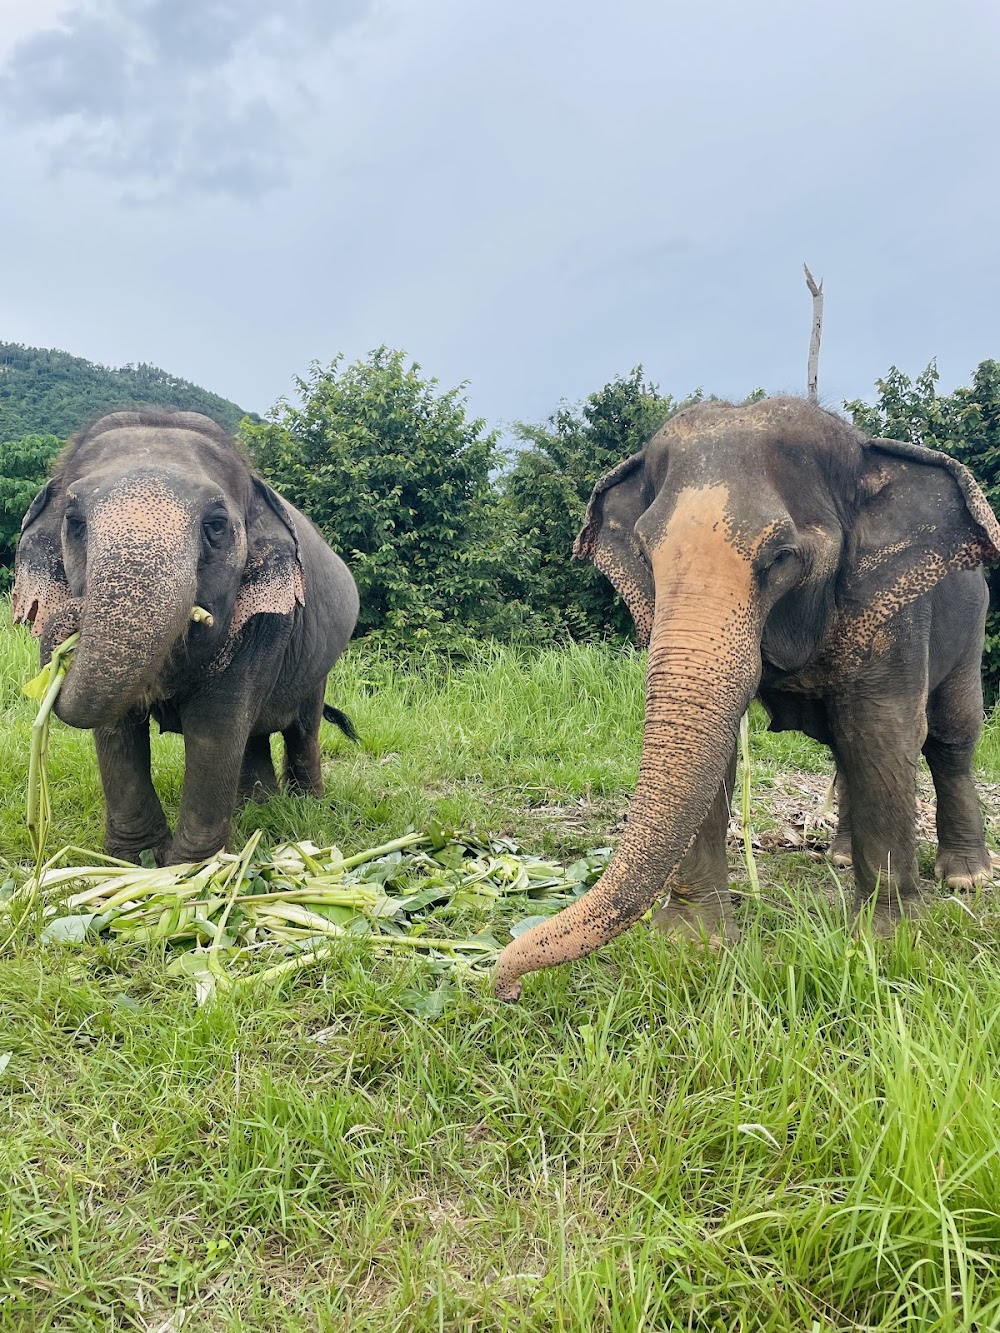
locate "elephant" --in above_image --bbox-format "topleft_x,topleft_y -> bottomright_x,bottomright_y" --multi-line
494,396 -> 1000,1001
12,410 -> 359,866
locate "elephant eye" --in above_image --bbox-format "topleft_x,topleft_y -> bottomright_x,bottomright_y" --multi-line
759,544 -> 799,580
202,513 -> 229,548
65,512 -> 86,540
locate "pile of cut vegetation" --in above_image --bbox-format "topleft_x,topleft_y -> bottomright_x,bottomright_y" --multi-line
4,827 -> 610,1002
6,613 -> 612,1000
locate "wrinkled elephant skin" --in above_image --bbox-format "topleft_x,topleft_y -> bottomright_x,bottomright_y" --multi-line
494,397 -> 1000,1000
13,410 -> 359,865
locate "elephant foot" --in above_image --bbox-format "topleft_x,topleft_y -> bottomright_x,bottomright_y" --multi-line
168,832 -> 229,865
239,738 -> 279,804
934,847 -> 998,890
238,777 -> 279,805
105,830 -> 173,867
651,886 -> 739,949
828,832 -> 853,869
853,886 -> 930,937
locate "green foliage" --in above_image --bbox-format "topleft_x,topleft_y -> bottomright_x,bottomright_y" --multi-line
243,348 -> 512,647
497,368 -> 681,640
0,342 -> 255,440
0,433 -> 62,585
846,359 -> 1000,701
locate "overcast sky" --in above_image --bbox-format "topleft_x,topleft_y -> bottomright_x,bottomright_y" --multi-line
2,0 -> 999,438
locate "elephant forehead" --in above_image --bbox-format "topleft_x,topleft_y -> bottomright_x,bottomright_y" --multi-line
86,476 -> 198,539
666,396 -> 829,435
640,482 -> 785,564
657,398 -> 850,476
76,425 -> 227,468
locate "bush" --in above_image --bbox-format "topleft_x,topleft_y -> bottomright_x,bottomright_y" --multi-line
0,433 -> 62,585
242,348 -> 515,647
497,368 -> 681,640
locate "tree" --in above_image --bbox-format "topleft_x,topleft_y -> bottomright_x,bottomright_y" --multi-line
243,348 -> 509,645
0,433 -> 62,582
846,359 -> 1000,702
497,368 -> 683,639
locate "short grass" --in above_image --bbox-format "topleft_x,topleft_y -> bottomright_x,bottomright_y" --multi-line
4,611 -> 1000,1331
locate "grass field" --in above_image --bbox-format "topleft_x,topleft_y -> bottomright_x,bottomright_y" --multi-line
4,611 -> 1000,1331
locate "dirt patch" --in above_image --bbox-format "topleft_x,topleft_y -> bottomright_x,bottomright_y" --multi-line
520,764 -> 1000,884
734,766 -> 1000,859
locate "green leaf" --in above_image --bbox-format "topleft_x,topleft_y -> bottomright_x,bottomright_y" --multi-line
425,818 -> 451,851
397,981 -> 455,1018
509,914 -> 549,939
307,903 -> 363,927
432,844 -> 467,870
41,913 -> 98,944
22,661 -> 54,700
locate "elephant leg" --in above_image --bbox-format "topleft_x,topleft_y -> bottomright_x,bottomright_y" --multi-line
924,662 -> 992,889
239,734 -> 279,804
93,714 -> 172,864
828,690 -> 928,933
651,751 -> 737,945
829,769 -> 853,867
282,684 -> 325,796
171,635 -> 292,861
171,711 -> 248,864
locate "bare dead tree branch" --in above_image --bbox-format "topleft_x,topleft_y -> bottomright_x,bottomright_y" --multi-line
803,263 -> 824,403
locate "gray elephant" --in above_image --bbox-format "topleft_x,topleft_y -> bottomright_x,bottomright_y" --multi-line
495,397 -> 1000,1000
13,410 -> 359,865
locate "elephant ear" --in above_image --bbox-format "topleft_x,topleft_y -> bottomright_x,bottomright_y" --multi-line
574,453 -> 654,646
229,479 -> 307,639
12,481 -> 71,639
841,436 -> 1000,634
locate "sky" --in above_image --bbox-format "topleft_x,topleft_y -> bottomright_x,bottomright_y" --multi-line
1,0 -> 999,439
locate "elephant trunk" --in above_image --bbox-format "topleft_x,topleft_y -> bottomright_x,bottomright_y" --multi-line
494,498 -> 761,1000
55,527 -> 198,731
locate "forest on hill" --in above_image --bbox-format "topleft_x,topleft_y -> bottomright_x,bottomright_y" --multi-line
0,342 -> 254,441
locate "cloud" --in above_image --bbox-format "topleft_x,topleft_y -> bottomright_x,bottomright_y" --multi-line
0,0 -> 375,200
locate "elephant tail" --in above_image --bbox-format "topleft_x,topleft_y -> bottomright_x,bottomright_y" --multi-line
322,704 -> 360,743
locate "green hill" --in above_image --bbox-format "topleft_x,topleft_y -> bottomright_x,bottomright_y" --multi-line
0,342 -> 257,441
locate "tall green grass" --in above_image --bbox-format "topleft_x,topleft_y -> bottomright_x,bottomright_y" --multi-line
3,612 -> 1000,1330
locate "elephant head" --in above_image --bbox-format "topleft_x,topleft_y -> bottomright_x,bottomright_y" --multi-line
13,410 -> 305,730
493,397 -> 1000,1000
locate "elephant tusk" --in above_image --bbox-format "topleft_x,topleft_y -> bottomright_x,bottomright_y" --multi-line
189,606 -> 214,627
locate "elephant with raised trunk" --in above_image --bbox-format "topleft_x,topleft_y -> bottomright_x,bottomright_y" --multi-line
495,397 -> 1000,1001
13,410 -> 359,865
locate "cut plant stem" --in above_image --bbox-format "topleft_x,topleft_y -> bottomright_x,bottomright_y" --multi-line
206,829 -> 263,990
739,711 -> 760,895
189,605 -> 214,626
232,933 -> 497,992
326,831 -> 426,872
24,632 -> 80,872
